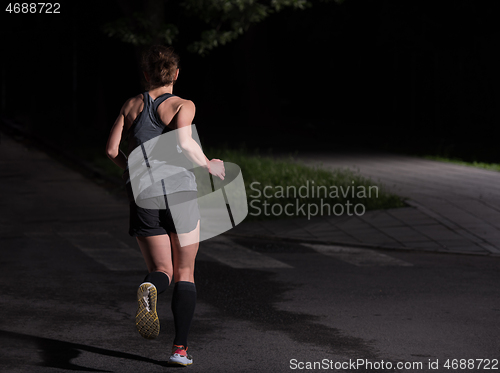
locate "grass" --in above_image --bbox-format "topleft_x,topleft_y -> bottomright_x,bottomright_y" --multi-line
199,145 -> 405,221
423,155 -> 500,172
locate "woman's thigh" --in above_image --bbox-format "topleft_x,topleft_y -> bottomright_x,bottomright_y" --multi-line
136,234 -> 173,276
170,220 -> 200,283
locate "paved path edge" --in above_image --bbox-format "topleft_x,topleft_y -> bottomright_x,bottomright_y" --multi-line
222,229 -> 500,257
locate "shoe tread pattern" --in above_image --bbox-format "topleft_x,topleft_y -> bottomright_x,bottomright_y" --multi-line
135,283 -> 160,339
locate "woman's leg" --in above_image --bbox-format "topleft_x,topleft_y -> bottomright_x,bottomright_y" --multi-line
135,234 -> 174,339
170,221 -> 200,283
136,234 -> 174,287
169,221 -> 200,350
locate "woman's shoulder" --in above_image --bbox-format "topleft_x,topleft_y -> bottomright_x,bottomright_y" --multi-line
156,95 -> 195,128
121,94 -> 145,129
161,95 -> 195,114
124,94 -> 144,110
170,95 -> 194,105
121,94 -> 144,117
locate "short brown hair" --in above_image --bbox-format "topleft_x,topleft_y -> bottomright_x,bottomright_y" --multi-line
141,45 -> 180,89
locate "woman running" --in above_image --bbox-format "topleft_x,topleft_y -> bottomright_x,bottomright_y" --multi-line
105,45 -> 225,366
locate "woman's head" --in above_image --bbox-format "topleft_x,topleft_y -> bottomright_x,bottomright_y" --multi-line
141,45 -> 180,89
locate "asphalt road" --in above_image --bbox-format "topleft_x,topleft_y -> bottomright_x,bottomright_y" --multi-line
0,130 -> 499,373
1,232 -> 499,372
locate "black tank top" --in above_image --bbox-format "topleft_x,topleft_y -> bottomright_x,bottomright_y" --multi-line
123,92 -> 197,201
129,91 -> 174,146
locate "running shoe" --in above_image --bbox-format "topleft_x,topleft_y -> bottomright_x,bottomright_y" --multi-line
168,345 -> 193,366
135,282 -> 160,339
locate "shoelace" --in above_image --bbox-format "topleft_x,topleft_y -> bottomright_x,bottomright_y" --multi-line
172,345 -> 189,356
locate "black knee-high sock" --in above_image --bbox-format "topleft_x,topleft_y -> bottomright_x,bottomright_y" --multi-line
171,281 -> 196,347
144,271 -> 170,294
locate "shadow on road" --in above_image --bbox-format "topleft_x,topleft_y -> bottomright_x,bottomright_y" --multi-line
195,256 -> 382,362
0,329 -> 168,372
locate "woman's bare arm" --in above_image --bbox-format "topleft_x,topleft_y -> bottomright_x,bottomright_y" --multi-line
105,100 -> 130,170
174,101 -> 208,168
168,100 -> 225,180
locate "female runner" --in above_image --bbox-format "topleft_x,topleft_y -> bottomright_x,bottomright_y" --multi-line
106,45 -> 224,366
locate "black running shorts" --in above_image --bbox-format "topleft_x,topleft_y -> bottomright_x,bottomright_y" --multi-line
128,191 -> 200,237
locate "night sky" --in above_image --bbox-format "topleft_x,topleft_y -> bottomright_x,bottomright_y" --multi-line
1,0 -> 499,161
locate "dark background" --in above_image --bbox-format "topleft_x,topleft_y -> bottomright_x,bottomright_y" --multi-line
1,0 -> 499,161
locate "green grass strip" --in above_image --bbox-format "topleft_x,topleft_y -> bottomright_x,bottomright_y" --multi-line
203,146 -> 406,221
423,155 -> 500,172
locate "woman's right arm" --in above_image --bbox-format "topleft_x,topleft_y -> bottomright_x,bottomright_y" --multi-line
174,100 -> 225,180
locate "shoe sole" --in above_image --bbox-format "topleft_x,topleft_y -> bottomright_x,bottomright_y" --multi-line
168,359 -> 193,366
135,283 -> 159,339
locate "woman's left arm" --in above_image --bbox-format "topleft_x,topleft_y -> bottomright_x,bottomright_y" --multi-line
106,103 -> 128,170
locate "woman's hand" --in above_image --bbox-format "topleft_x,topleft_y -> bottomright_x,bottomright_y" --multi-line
209,159 -> 225,180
